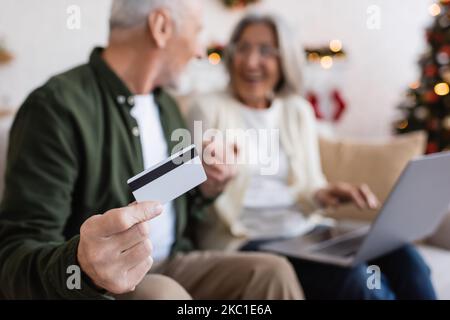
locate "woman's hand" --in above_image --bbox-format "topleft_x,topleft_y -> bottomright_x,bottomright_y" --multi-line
199,140 -> 238,199
314,182 -> 380,210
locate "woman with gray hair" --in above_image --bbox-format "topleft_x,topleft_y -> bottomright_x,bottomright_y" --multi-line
188,13 -> 436,300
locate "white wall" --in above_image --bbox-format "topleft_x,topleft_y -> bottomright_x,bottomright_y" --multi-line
0,0 -> 433,138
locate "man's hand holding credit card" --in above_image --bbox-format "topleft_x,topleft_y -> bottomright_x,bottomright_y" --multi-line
128,144 -> 207,204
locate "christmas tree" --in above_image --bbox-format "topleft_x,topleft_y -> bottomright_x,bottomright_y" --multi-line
395,0 -> 450,154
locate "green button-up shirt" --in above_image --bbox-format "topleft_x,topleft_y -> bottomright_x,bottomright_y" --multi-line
0,48 -> 208,299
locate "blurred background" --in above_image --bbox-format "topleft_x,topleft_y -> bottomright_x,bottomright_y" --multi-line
0,0 -> 435,139
2,0 -> 450,298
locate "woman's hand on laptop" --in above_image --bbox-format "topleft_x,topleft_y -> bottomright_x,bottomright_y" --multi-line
314,182 -> 380,210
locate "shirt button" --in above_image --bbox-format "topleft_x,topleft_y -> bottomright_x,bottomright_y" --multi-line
117,95 -> 126,104
132,126 -> 140,137
127,96 -> 135,106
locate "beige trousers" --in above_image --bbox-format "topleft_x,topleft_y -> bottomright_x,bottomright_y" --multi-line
118,251 -> 304,300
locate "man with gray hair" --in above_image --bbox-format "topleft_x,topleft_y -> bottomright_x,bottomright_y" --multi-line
0,0 -> 302,299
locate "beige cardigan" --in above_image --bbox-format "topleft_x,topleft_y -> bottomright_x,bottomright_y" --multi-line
187,91 -> 328,251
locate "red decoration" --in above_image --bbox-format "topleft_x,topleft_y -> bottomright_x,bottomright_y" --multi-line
431,32 -> 445,45
426,142 -> 439,154
308,92 -> 322,119
427,118 -> 441,131
424,64 -> 438,77
331,90 -> 346,121
424,90 -> 440,103
307,89 -> 347,122
440,44 -> 450,56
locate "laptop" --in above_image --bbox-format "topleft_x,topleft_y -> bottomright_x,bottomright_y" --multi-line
261,151 -> 450,267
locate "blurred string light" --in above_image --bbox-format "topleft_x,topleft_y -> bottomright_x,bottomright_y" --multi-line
409,81 -> 421,90
320,56 -> 333,69
443,115 -> 450,129
397,120 -> 409,130
429,3 -> 441,16
207,39 -> 346,69
206,43 -> 225,65
0,38 -> 14,65
208,52 -> 221,65
305,39 -> 346,69
434,82 -> 450,95
329,39 -> 343,53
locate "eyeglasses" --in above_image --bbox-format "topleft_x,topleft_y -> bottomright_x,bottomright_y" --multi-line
231,42 -> 280,60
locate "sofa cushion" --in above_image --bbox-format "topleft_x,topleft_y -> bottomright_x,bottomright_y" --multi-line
319,131 -> 427,221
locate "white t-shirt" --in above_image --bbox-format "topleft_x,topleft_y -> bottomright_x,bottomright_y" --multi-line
239,100 -> 316,239
130,94 -> 175,261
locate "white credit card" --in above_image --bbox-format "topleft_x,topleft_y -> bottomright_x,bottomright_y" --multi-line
127,144 -> 207,204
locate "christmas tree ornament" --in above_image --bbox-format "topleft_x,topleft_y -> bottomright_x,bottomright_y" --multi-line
439,66 -> 450,82
429,3 -> 442,16
423,90 -> 440,103
414,106 -> 430,120
443,115 -> 450,129
440,44 -> 450,55
439,14 -> 450,27
397,2 -> 450,153
425,63 -> 439,77
397,120 -> 409,130
404,94 -> 417,108
437,51 -> 450,64
434,82 -> 450,95
444,95 -> 450,108
409,81 -> 421,90
430,31 -> 445,45
426,141 -> 439,153
428,118 -> 441,131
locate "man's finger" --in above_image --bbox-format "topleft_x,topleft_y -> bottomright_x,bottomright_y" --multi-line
126,256 -> 153,287
114,221 -> 150,252
99,202 -> 163,236
121,239 -> 153,270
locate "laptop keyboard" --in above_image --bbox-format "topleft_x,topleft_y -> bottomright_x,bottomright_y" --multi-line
312,235 -> 366,257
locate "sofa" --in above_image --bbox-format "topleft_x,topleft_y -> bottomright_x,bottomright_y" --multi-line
1,111 -> 450,299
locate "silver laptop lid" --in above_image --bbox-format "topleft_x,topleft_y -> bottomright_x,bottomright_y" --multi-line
353,151 -> 450,265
